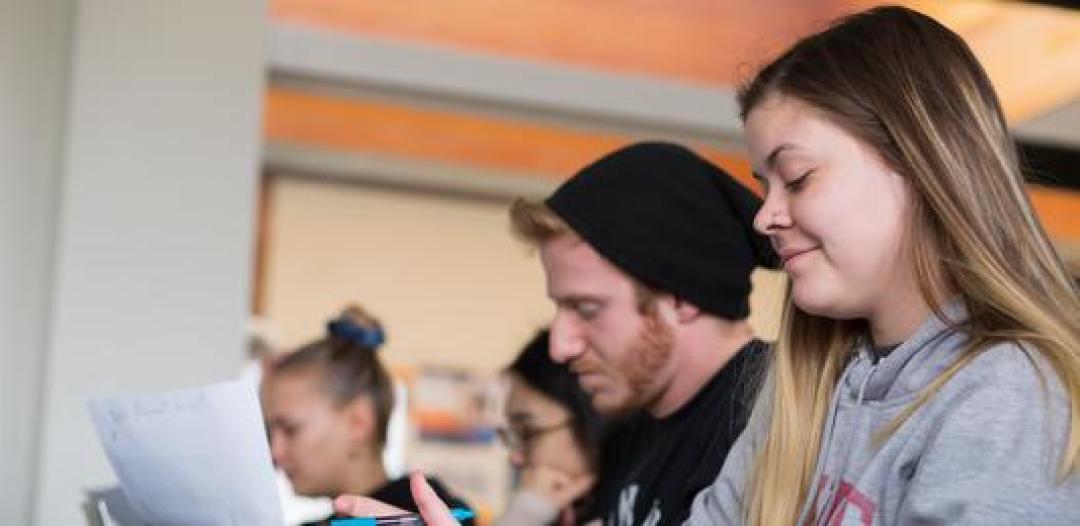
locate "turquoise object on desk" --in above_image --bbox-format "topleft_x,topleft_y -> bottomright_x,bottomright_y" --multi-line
330,507 -> 475,525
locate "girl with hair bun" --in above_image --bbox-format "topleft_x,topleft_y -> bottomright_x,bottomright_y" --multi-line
261,305 -> 473,525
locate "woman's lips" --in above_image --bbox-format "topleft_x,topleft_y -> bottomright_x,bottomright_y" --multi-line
780,247 -> 818,268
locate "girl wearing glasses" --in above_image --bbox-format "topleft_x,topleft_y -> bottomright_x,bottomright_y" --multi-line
496,329 -> 605,526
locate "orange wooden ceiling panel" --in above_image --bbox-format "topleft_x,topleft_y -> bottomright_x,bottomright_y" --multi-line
908,0 -> 1080,122
263,86 -> 757,189
270,0 -> 863,89
271,0 -> 1080,122
1029,186 -> 1080,242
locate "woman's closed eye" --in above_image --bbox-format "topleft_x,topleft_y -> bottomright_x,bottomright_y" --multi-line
785,169 -> 814,192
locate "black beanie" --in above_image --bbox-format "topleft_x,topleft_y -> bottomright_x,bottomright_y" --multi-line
545,142 -> 779,320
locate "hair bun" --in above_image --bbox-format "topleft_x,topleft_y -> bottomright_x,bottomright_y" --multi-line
327,304 -> 386,350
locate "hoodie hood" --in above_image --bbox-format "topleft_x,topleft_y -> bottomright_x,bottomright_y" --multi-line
841,299 -> 969,404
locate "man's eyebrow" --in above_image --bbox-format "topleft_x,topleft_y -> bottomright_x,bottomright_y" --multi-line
553,294 -> 600,305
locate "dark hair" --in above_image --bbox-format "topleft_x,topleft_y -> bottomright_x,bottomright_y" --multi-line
272,305 -> 395,447
507,329 -> 604,468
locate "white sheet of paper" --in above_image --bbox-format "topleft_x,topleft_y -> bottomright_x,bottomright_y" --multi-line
88,380 -> 284,525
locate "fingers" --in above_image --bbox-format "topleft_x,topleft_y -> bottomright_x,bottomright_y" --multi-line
520,466 -> 596,508
410,471 -> 460,525
557,473 -> 595,503
333,473 -> 463,526
333,495 -> 407,517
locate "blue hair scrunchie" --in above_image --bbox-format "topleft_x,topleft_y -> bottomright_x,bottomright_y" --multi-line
327,318 -> 385,350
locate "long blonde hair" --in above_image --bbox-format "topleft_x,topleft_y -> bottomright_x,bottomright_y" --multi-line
737,6 -> 1080,525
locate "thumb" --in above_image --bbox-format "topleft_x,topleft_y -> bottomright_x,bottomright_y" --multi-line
410,471 -> 460,525
553,473 -> 596,504
333,494 -> 407,517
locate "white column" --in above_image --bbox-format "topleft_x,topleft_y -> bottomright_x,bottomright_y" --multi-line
31,1 -> 267,524
0,0 -> 73,523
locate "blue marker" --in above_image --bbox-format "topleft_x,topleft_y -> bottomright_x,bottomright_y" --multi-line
331,508 -> 475,526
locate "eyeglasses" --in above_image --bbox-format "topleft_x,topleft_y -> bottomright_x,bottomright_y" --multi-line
496,420 -> 573,452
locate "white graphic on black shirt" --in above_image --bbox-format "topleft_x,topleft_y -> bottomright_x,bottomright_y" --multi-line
641,500 -> 661,526
617,485 -> 638,526
614,485 -> 662,526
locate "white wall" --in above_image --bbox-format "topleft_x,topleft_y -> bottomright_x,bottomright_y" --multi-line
0,1 -> 72,523
30,1 -> 267,524
264,176 -> 554,371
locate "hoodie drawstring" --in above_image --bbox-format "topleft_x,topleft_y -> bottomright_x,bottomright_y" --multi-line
796,355 -> 862,525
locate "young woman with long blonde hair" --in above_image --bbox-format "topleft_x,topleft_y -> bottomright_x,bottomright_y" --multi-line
689,5 -> 1080,525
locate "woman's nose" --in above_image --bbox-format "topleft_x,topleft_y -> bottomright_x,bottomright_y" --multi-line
754,187 -> 790,235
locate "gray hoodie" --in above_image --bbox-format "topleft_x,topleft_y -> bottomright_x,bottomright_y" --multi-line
687,301 -> 1080,525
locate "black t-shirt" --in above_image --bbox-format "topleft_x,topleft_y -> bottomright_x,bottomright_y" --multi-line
588,339 -> 768,526
301,475 -> 474,526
